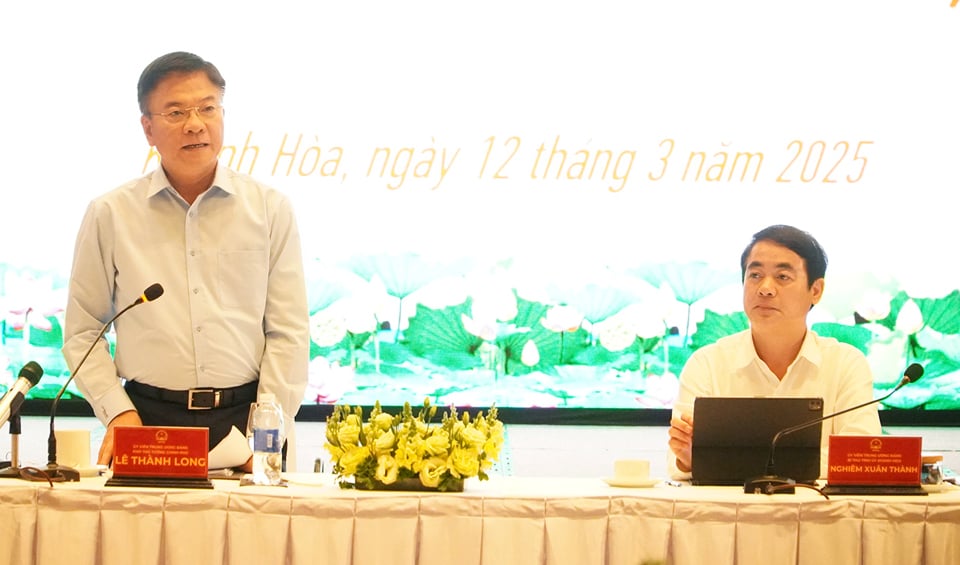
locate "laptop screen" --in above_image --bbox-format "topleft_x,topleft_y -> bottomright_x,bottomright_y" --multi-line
691,397 -> 824,486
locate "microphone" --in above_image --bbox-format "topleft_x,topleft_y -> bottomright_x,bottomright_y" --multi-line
0,361 -> 44,428
744,362 -> 924,494
45,283 -> 164,481
0,362 -> 43,478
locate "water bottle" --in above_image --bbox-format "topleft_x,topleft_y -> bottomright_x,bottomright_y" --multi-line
249,393 -> 284,485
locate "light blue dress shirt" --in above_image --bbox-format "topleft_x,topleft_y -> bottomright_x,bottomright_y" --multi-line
62,165 -> 309,430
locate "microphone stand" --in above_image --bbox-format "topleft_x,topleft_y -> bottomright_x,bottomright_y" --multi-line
45,308 -> 129,481
0,411 -> 23,478
744,368 -> 920,494
45,285 -> 163,482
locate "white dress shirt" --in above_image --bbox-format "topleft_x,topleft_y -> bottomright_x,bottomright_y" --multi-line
669,328 -> 881,479
62,165 -> 309,435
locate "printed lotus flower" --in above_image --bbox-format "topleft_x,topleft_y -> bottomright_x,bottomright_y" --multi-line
595,304 -> 667,352
460,280 -> 523,343
309,309 -> 349,348
324,398 -> 503,491
855,290 -> 893,322
520,340 -> 540,366
540,305 -> 584,333
895,299 -> 924,335
305,357 -> 356,404
1,271 -> 66,338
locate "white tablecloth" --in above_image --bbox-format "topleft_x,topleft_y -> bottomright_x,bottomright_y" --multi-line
1,475 -> 957,565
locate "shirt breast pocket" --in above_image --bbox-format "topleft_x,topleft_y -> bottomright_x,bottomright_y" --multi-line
218,250 -> 268,308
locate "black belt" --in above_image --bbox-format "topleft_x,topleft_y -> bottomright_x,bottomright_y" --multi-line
125,380 -> 259,410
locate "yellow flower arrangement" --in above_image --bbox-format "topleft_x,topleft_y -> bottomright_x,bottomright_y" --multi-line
324,398 -> 504,491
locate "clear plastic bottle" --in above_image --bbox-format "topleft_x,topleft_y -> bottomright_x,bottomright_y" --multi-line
249,393 -> 284,485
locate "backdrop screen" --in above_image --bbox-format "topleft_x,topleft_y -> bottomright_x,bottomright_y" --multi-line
2,1 -> 958,418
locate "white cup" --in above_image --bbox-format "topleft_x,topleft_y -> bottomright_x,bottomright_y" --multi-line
613,459 -> 650,481
55,429 -> 91,469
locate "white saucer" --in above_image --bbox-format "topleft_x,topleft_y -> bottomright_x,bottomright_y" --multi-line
78,465 -> 108,478
603,477 -> 660,488
922,482 -> 957,494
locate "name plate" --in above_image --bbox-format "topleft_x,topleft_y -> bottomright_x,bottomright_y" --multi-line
112,426 -> 209,479
827,435 -> 922,486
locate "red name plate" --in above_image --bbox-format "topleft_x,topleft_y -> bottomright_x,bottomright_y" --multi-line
112,426 -> 209,479
827,435 -> 922,486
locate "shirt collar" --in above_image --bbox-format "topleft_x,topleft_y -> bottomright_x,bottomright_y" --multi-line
146,165 -> 235,198
736,328 -> 823,373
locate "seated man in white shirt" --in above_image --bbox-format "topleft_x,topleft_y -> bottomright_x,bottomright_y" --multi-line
667,224 -> 880,480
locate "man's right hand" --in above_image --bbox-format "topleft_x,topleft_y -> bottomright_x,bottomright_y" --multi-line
98,410 -> 143,466
668,412 -> 695,473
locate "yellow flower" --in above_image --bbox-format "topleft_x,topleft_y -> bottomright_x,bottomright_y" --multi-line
419,456 -> 448,488
324,400 -> 503,490
448,446 -> 480,478
324,444 -> 344,463
337,423 -> 361,447
424,433 -> 450,457
338,445 -> 372,476
373,412 -> 393,431
374,430 -> 396,456
459,426 -> 486,449
375,454 -> 399,484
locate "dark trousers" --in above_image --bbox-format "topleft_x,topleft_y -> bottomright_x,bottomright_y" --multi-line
126,386 -> 253,451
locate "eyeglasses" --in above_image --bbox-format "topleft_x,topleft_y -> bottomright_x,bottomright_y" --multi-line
149,104 -> 223,124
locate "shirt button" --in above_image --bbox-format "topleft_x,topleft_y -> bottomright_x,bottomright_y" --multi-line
193,288 -> 199,294
196,327 -> 202,333
190,250 -> 196,257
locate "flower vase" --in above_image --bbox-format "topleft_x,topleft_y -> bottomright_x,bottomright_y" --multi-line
356,477 -> 465,492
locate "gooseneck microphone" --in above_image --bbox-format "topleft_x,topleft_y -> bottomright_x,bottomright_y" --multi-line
744,362 -> 924,494
46,283 -> 164,481
0,361 -> 44,428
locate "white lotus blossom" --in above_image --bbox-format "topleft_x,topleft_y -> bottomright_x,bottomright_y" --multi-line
521,340 -> 540,366
310,309 -> 348,347
855,290 -> 892,322
895,299 -> 924,335
541,305 -> 584,333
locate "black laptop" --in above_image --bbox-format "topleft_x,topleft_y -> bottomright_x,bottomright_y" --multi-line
690,397 -> 824,486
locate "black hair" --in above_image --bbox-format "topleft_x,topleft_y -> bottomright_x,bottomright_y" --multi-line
739,224 -> 827,288
137,51 -> 225,115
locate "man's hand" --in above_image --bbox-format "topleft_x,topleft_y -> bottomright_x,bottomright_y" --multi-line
237,456 -> 253,473
98,410 -> 142,466
668,412 -> 695,473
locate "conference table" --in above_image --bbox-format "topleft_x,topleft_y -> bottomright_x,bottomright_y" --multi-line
1,473 -> 957,565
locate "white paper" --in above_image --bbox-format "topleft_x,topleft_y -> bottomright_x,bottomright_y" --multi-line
208,426 -> 252,470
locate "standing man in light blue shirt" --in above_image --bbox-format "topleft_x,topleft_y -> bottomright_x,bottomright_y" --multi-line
62,51 -> 309,470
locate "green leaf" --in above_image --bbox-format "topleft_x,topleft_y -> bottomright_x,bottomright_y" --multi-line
910,343 -> 960,379
690,310 -> 749,350
811,322 -> 873,354
344,253 -> 469,299
633,261 -> 739,305
500,297 -> 590,370
375,341 -> 417,364
405,302 -> 479,355
553,284 -> 640,324
423,350 -> 483,370
875,291 -> 910,331
572,345 -> 626,366
914,291 -> 960,334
